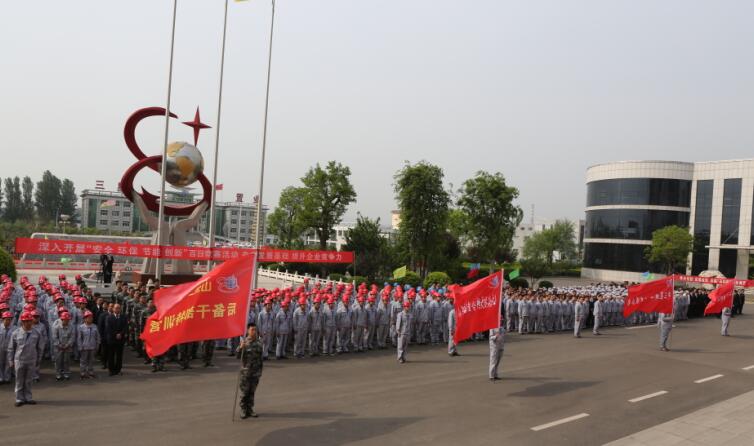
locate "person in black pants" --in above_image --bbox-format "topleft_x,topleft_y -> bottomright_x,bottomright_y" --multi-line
97,302 -> 111,369
105,303 -> 128,376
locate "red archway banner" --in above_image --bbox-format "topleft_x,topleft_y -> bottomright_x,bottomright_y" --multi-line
14,237 -> 354,264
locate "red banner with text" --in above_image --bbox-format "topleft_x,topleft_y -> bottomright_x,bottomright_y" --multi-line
14,237 -> 354,264
140,256 -> 255,357
625,277 -> 674,317
450,271 -> 504,344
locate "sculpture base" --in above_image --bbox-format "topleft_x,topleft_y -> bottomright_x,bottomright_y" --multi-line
132,272 -> 202,286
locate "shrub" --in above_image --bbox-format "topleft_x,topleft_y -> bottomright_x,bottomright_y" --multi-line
509,277 -> 529,289
423,271 -> 452,289
538,280 -> 554,289
351,276 -> 368,287
0,247 -> 16,282
328,273 -> 346,283
395,271 -> 422,288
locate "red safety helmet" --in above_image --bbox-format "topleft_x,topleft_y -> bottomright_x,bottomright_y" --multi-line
1,311 -> 12,319
83,310 -> 94,319
20,312 -> 34,321
403,301 -> 411,308
59,312 -> 72,321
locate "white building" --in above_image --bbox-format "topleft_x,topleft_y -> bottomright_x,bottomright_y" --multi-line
512,217 -> 584,260
582,159 -> 754,282
303,223 -> 396,251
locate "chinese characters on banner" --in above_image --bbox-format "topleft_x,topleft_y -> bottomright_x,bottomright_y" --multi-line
140,255 -> 255,357
14,237 -> 354,264
704,280 -> 735,315
624,277 -> 674,317
449,271 -> 503,344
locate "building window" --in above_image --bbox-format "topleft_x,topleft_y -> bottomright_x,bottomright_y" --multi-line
100,210 -> 108,216
719,249 -> 738,278
123,212 -> 131,217
230,228 -> 237,233
240,220 -> 246,225
692,180 -> 714,274
112,211 -> 120,217
99,219 -> 108,225
587,178 -> 692,207
231,210 -> 238,216
583,243 -> 652,273
585,209 -> 689,241
123,202 -> 131,208
720,178 -> 742,245
122,221 -> 130,227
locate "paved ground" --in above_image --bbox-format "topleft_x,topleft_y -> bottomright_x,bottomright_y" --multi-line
1,314 -> 753,446
606,389 -> 754,445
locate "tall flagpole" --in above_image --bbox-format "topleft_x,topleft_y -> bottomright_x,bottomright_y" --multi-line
207,0 -> 231,269
251,0 -> 276,291
156,0 -> 179,282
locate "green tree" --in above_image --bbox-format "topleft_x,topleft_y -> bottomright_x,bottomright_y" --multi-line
457,171 -> 522,263
21,176 -> 34,221
645,225 -> 693,274
394,161 -> 450,277
0,247 -> 16,282
35,170 -> 62,222
343,215 -> 392,281
522,220 -> 578,265
519,257 -> 550,289
267,186 -> 307,248
299,161 -> 357,251
2,177 -> 22,222
60,178 -> 77,217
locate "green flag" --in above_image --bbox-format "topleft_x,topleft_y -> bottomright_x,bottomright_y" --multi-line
508,269 -> 520,280
393,266 -> 407,279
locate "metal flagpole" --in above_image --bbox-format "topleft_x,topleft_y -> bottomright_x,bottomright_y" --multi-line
251,0 -> 276,291
156,0 -> 179,282
207,0 -> 230,271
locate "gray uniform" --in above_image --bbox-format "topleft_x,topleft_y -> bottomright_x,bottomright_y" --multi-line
396,310 -> 412,362
322,305 -> 337,355
351,304 -> 367,352
0,323 -> 15,382
376,301 -> 390,349
574,301 -> 584,337
429,300 -> 443,344
307,308 -> 324,356
51,320 -> 75,379
658,312 -> 673,349
8,327 -> 44,403
592,301 -> 602,334
518,300 -> 530,334
488,327 -> 505,379
273,309 -> 290,359
292,307 -> 308,358
77,322 -> 100,376
447,309 -> 457,355
256,309 -> 275,359
336,303 -> 351,353
721,307 -> 731,336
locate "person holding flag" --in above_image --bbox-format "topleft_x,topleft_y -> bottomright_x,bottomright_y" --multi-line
488,323 -> 505,382
625,277 -> 675,350
703,280 -> 735,337
658,308 -> 674,352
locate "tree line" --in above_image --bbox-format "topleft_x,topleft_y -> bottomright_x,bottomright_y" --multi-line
1,170 -> 77,223
266,160 -> 580,283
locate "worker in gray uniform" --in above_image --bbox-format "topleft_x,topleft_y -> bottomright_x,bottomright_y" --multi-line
721,305 -> 732,336
395,300 -> 412,363
658,310 -> 673,351
447,305 -> 458,356
8,311 -> 44,406
592,297 -> 603,335
574,298 -> 584,338
488,324 -> 505,382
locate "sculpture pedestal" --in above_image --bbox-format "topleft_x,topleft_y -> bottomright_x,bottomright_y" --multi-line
132,272 -> 202,286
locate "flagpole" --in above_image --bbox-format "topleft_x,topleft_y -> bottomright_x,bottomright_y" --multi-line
207,0 -> 230,271
156,0 -> 179,282
251,0 -> 276,291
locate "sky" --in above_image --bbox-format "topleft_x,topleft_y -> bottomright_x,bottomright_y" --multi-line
2,0 -> 753,225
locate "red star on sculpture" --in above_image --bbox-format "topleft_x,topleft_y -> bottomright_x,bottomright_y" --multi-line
182,107 -> 211,146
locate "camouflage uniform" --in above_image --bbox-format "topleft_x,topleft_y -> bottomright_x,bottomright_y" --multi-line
237,335 -> 264,418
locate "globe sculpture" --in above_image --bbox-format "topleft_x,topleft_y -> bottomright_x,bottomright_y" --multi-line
163,141 -> 204,187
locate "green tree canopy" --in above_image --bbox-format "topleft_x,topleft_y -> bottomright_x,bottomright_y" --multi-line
2,177 -> 22,222
21,176 -> 34,221
299,161 -> 357,251
343,215 -> 392,281
267,186 -> 307,248
60,178 -> 77,217
456,171 -> 522,263
394,161 -> 450,277
522,220 -> 578,265
645,225 -> 693,274
519,257 -> 550,289
35,170 -> 62,222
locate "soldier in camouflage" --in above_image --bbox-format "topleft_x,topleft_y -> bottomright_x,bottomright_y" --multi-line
237,324 -> 264,419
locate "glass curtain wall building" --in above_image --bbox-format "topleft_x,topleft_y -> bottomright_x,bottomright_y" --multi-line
582,160 -> 754,282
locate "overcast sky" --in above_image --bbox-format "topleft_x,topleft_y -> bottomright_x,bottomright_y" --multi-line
2,0 -> 753,225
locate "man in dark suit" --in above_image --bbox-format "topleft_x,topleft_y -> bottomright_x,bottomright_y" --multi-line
96,301 -> 110,367
105,303 -> 128,376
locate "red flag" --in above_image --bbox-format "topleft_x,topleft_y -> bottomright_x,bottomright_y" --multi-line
624,277 -> 674,317
451,271 -> 503,344
215,183 -> 224,191
140,255 -> 256,357
704,280 -> 734,316
466,268 -> 480,279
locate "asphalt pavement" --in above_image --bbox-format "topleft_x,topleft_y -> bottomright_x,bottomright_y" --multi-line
1,314 -> 753,446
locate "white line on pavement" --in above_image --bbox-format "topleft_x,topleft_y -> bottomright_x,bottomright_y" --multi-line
530,413 -> 590,431
742,365 -> 754,371
695,374 -> 724,384
625,325 -> 655,330
628,391 -> 668,403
